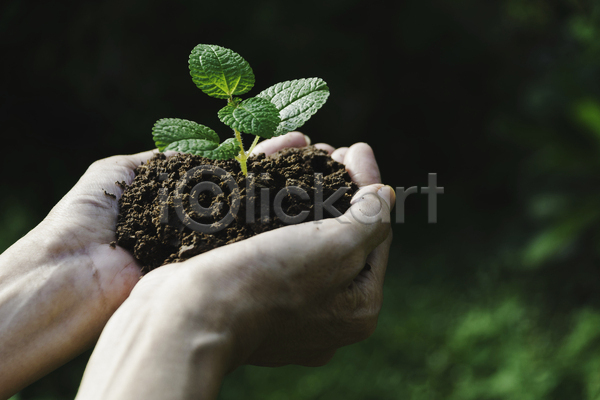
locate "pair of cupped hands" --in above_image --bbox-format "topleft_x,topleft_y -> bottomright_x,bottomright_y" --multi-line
0,132 -> 394,400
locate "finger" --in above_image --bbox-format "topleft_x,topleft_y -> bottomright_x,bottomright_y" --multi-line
177,186 -> 391,288
336,184 -> 394,263
343,143 -> 381,187
331,147 -> 349,164
314,184 -> 393,290
348,186 -> 394,289
313,143 -> 335,154
46,149 -> 163,228
78,149 -> 159,182
351,183 -> 396,209
66,150 -> 161,205
124,149 -> 162,165
251,131 -> 309,156
108,149 -> 161,171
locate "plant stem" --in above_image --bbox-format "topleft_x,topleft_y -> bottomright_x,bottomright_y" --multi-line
248,136 -> 260,156
234,129 -> 248,176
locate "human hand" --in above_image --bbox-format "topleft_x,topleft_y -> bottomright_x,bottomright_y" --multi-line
244,136 -> 394,366
0,150 -> 156,397
76,133 -> 394,399
143,135 -> 393,367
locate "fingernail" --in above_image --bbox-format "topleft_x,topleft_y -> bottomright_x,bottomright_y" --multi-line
377,185 -> 394,209
303,134 -> 312,146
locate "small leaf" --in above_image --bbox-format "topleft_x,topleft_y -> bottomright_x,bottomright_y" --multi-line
189,44 -> 255,99
163,139 -> 218,154
153,118 -> 219,151
257,77 -> 330,136
218,97 -> 281,138
200,138 -> 241,160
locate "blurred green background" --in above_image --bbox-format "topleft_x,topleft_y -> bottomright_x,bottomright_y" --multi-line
3,0 -> 600,398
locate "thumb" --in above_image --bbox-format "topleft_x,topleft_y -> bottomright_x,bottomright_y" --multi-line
335,184 -> 395,256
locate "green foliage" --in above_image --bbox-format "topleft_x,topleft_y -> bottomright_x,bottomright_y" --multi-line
154,44 -> 329,174
152,118 -> 219,150
152,118 -> 239,159
188,44 -> 255,99
218,97 -> 281,138
257,78 -> 330,137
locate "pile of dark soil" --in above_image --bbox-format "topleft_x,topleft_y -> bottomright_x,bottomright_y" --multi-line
116,146 -> 358,272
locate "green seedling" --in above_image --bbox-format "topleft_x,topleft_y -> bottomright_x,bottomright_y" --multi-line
152,44 -> 330,176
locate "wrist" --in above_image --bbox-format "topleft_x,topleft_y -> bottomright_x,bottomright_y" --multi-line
0,225 -> 84,395
77,282 -> 236,400
137,258 -> 272,370
0,221 -> 134,397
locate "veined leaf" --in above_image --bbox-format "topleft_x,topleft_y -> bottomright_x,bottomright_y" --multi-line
201,137 -> 241,160
153,118 -> 219,151
189,44 -> 255,99
167,137 -> 239,159
257,77 -> 330,136
218,97 -> 281,138
163,139 -> 218,154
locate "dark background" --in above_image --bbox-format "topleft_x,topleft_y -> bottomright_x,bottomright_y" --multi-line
3,0 -> 600,399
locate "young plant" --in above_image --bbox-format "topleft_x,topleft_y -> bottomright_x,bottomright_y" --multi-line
152,44 -> 330,175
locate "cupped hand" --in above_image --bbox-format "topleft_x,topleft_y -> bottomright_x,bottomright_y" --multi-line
41,151 -> 161,312
131,133 -> 394,368
75,132 -> 393,399
247,136 -> 393,366
0,149 -> 163,397
34,131 -> 310,329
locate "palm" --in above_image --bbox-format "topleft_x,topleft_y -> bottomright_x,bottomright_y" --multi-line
44,151 -> 160,303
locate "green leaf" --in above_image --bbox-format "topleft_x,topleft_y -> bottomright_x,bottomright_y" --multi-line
163,139 -> 218,154
218,97 -> 281,138
189,44 -> 255,99
256,77 -> 330,136
166,138 -> 239,159
201,138 -> 241,160
153,118 -> 219,151
153,118 -> 239,160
